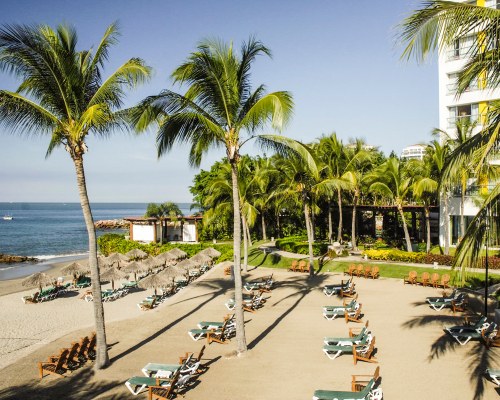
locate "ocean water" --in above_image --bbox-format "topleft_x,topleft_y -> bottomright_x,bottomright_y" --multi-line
0,202 -> 196,260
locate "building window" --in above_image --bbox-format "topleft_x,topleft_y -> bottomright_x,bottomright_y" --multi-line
447,35 -> 475,60
447,72 -> 480,94
485,0 -> 500,9
448,103 -> 479,128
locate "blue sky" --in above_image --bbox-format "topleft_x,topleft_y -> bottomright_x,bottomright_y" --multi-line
0,0 -> 437,202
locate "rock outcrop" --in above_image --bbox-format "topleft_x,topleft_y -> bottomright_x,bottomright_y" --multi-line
0,254 -> 39,263
94,219 -> 128,229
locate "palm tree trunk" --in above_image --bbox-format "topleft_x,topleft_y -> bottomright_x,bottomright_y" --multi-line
328,201 -> 333,243
351,191 -> 358,250
241,215 -> 248,272
337,189 -> 343,242
246,219 -> 252,247
230,160 -> 247,355
397,203 -> 413,252
460,177 -> 466,240
425,205 -> 431,253
261,212 -> 267,241
304,202 -> 314,276
443,190 -> 450,255
73,156 -> 109,369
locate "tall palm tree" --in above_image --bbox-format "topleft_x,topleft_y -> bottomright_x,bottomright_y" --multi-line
367,157 -> 414,252
0,23 -> 151,369
399,0 -> 500,278
132,38 -> 293,355
252,156 -> 278,241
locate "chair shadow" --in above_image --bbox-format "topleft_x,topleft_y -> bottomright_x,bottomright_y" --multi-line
0,368 -> 122,400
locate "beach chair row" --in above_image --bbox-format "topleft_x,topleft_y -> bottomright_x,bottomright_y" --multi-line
288,260 -> 311,273
38,332 -> 96,379
403,271 -> 450,288
124,345 -> 207,398
344,264 -> 379,279
83,287 -> 130,302
22,283 -> 72,304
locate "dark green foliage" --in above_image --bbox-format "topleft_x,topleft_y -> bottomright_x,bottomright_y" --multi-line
145,202 -> 183,218
275,236 -> 327,256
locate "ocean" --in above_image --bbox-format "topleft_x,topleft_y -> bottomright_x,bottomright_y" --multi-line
0,202 -> 196,279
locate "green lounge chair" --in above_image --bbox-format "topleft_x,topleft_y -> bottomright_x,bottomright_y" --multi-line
323,279 -> 353,297
486,369 -> 500,385
198,314 -> 234,329
323,321 -> 370,346
125,370 -> 178,396
323,333 -> 372,360
323,298 -> 359,320
313,378 -> 382,400
189,319 -> 230,341
445,322 -> 497,346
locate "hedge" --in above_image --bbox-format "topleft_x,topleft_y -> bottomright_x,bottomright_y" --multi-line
275,237 -> 328,256
364,249 -> 500,269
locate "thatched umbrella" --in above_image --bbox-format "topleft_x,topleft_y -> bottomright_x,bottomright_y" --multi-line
200,247 -> 222,258
61,261 -> 89,278
160,265 -> 187,281
22,272 -> 54,293
190,253 -> 213,265
176,258 -> 197,270
121,261 -> 145,282
104,252 -> 129,267
156,251 -> 178,263
141,256 -> 158,271
168,248 -> 187,259
125,248 -> 148,260
138,273 -> 171,296
100,266 -> 127,290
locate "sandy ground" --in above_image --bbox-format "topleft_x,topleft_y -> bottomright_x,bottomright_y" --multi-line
0,265 -> 499,400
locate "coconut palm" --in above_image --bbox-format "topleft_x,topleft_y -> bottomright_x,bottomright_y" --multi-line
367,157 -> 414,252
131,38 -> 293,355
0,23 -> 151,369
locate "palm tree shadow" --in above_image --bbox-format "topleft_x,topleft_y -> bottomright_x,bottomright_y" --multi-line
0,368 -> 122,400
402,313 -> 498,400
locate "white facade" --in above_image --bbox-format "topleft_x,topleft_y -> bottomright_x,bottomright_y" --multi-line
438,0 -> 500,245
131,224 -> 158,243
401,144 -> 426,160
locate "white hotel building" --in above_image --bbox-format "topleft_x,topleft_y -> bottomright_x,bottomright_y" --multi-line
438,0 -> 500,246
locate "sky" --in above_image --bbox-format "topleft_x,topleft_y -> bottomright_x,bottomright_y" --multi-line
0,0 -> 438,203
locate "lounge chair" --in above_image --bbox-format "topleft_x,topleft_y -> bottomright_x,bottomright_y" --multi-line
148,371 -> 186,400
299,260 -> 310,273
39,348 -> 69,379
323,321 -> 370,346
188,320 -> 233,342
403,271 -> 417,285
363,265 -> 371,278
198,314 -> 234,329
179,345 -> 206,373
138,297 -> 157,311
322,297 -> 359,321
323,333 -> 372,360
354,264 -> 364,278
207,320 -> 236,344
125,370 -> 179,396
445,316 -> 487,334
369,266 -> 380,279
340,281 -> 356,298
323,279 -> 353,297
48,342 -> 80,370
438,274 -> 451,289
312,378 -> 382,400
142,354 -> 190,377
351,366 -> 380,391
445,320 -> 496,346
486,369 -> 500,385
483,327 -> 500,348
22,292 -> 40,304
83,332 -> 96,361
430,272 -> 440,288
451,295 -> 468,314
426,289 -> 461,311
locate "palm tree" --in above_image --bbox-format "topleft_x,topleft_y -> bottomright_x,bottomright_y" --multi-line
368,157 -> 414,252
0,23 -> 151,369
252,156 -> 278,241
132,38 -> 293,355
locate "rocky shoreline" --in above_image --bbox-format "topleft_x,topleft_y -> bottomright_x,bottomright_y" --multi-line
94,219 -> 128,229
0,254 -> 39,264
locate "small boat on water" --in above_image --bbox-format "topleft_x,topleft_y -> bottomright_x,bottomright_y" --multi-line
3,215 -> 13,220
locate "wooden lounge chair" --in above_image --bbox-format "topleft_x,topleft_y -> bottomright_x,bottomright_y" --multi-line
369,266 -> 379,279
486,369 -> 500,385
430,272 -> 440,288
418,272 -> 430,286
138,297 -> 157,311
126,370 -> 179,396
298,260 -> 308,273
179,345 -> 206,373
451,295 -> 468,314
323,321 -> 370,346
22,292 -> 40,304
39,348 -> 69,378
403,271 -> 417,285
354,264 -> 364,278
323,278 -> 353,297
363,265 -> 371,278
288,260 -> 299,272
48,342 -> 80,370
344,264 -> 356,277
323,296 -> 359,320
83,332 -> 96,361
313,378 -> 382,400
351,366 -> 380,391
207,320 -> 235,344
483,328 -> 500,348
340,281 -> 356,298
148,371 -> 181,400
353,336 -> 377,364
345,304 -> 363,324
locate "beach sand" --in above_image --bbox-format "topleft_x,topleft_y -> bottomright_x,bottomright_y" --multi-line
0,266 -> 498,399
